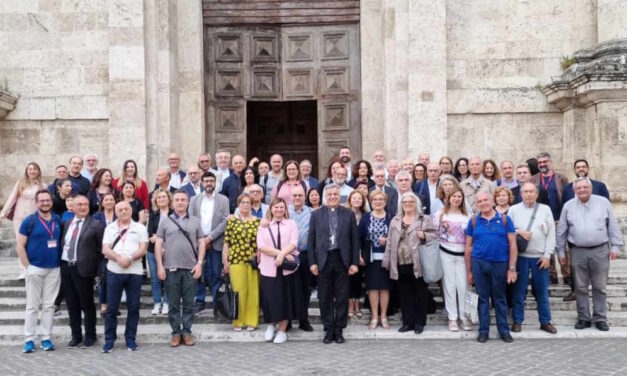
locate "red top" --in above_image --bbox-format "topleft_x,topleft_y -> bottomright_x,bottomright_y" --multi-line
113,177 -> 149,210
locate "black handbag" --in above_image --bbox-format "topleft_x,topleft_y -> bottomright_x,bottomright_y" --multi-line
516,204 -> 539,253
268,223 -> 299,271
214,275 -> 238,320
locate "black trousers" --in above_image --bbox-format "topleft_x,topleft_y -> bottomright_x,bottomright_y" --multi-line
397,264 -> 428,328
318,250 -> 349,332
61,262 -> 97,341
298,251 -> 312,322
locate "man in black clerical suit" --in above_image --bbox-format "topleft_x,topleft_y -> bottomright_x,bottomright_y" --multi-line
59,195 -> 103,348
308,183 -> 360,344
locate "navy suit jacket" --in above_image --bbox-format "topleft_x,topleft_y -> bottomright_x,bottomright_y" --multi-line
413,180 -> 437,215
220,173 -> 241,213
305,176 -> 320,190
307,206 -> 360,271
369,185 -> 398,217
561,179 -> 610,204
180,182 -> 200,198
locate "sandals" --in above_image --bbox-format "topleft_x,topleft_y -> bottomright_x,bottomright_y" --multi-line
368,319 -> 378,330
381,318 -> 391,330
355,310 -> 363,318
348,310 -> 355,318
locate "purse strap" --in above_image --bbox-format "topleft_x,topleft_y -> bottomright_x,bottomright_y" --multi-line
525,204 -> 540,231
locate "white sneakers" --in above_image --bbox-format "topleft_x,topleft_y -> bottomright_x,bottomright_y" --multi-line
273,331 -> 287,344
152,304 -> 160,315
448,320 -> 459,332
161,303 -> 169,315
264,325 -> 276,341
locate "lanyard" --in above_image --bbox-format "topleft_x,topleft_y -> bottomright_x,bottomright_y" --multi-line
37,213 -> 55,239
118,222 -> 130,247
540,174 -> 553,191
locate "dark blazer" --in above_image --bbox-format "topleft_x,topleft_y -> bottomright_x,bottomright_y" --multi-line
59,216 -> 103,278
180,182 -> 201,198
220,173 -> 241,214
561,179 -> 610,205
358,212 -> 393,263
369,185 -> 398,218
305,176 -> 320,191
92,211 -> 117,228
350,178 -> 375,190
414,179 -> 438,215
147,209 -> 173,253
308,205 -> 360,271
87,189 -> 119,215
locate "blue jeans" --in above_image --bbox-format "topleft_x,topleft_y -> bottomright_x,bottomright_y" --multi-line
195,248 -> 222,303
105,271 -> 142,345
513,256 -> 551,325
471,257 -> 509,335
146,252 -> 168,305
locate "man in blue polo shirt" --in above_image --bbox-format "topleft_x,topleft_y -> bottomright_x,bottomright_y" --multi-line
465,192 -> 518,344
16,189 -> 62,353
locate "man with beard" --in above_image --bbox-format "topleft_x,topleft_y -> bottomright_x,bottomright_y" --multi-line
339,147 -> 353,183
322,166 -> 353,205
190,172 -> 229,313
561,159 -> 609,203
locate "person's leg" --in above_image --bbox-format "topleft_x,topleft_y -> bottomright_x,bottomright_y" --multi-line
380,290 -> 390,321
333,255 -> 350,330
229,264 -> 247,328
440,251 -> 458,320
589,245 -> 610,323
124,274 -> 142,344
397,267 -> 414,328
299,251 -> 312,323
164,270 -> 182,335
78,274 -> 97,340
39,267 -> 61,341
368,290 -> 380,320
414,277 -> 429,327
489,261 -> 509,335
99,259 -> 108,312
512,257 -> 530,325
454,255 -> 468,319
61,264 -> 83,341
471,257 -> 490,335
245,264 -> 260,328
570,248 -> 592,322
317,261 -> 335,332
529,257 -> 551,325
104,271 -> 123,344
181,271 -> 196,335
209,249 -> 223,300
24,265 -> 44,342
146,252 -> 162,305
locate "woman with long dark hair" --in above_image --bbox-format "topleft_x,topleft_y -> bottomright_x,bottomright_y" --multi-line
87,168 -> 117,214
113,159 -> 149,210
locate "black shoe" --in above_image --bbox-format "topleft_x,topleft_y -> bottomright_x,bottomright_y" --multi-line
67,338 -> 82,348
500,333 -> 513,343
334,330 -> 345,344
323,331 -> 334,344
398,325 -> 413,333
563,292 -> 576,302
194,302 -> 205,315
595,322 -> 609,331
299,321 -> 314,332
574,320 -> 592,329
83,337 -> 97,347
414,325 -> 424,334
477,333 -> 489,343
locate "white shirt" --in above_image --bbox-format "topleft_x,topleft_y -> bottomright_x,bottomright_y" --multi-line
200,193 -> 215,236
62,217 -> 85,262
169,169 -> 182,189
216,168 -> 230,192
103,220 -> 148,275
428,180 -> 438,204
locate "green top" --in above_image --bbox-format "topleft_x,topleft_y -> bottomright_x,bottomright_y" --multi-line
224,217 -> 260,265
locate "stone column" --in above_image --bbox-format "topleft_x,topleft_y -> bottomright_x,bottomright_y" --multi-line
108,0 -> 147,176
597,0 -> 627,44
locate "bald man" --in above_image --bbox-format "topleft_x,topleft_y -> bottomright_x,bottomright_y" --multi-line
150,168 -> 176,203
166,153 -> 186,189
220,154 -> 246,213
181,165 -> 202,198
460,157 -> 495,212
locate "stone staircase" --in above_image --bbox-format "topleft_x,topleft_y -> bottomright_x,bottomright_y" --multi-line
0,219 -> 16,257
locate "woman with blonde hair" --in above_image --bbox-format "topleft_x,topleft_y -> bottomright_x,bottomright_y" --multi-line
430,174 -> 473,215
147,188 -> 173,315
1,162 -> 46,279
494,186 -> 514,215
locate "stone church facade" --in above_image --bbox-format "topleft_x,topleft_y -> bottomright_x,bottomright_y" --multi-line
0,0 -> 626,206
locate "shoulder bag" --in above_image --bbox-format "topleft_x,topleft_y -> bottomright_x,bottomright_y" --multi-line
167,216 -> 205,285
516,204 -> 539,253
268,224 -> 299,271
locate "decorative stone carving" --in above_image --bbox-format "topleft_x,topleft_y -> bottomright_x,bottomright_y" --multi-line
216,70 -> 242,97
322,67 -> 349,95
252,35 -> 278,62
286,34 -> 313,61
0,90 -> 18,119
216,34 -> 242,62
286,69 -> 313,97
321,32 -> 349,60
322,103 -> 349,131
252,70 -> 279,98
216,105 -> 243,132
322,139 -> 350,162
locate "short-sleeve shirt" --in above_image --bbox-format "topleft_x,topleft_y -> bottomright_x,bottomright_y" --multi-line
156,213 -> 204,270
103,220 -> 148,275
224,217 -> 260,265
19,213 -> 62,268
466,211 -> 515,262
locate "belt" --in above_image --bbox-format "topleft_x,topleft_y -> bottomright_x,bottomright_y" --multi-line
568,241 -> 607,250
439,244 -> 465,256
62,260 -> 77,267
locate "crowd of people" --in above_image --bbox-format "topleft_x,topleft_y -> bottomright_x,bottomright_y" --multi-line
0,147 -> 623,353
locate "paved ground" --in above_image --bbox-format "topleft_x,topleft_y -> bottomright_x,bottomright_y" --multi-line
2,338 -> 627,376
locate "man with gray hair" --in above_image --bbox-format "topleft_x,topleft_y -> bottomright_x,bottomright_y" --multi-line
214,149 -> 232,192
386,159 -> 400,189
556,177 -> 623,331
460,157 -> 494,213
81,154 -> 99,182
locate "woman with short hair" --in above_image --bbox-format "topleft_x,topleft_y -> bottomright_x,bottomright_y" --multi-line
350,160 -> 375,189
306,188 -> 321,209
494,186 -> 514,215
147,188 -> 173,315
119,180 -> 147,224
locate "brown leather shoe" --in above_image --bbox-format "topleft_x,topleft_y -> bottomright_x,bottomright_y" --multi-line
511,323 -> 522,333
563,292 -> 576,302
540,323 -> 557,334
182,334 -> 195,346
170,335 -> 182,347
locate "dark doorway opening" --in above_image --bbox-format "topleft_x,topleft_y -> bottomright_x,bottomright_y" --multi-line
247,100 -> 318,174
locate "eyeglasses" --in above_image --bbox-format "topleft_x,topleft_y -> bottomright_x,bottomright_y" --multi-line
199,160 -> 210,163
240,201 -> 251,205
249,190 -> 262,194
292,194 -> 304,197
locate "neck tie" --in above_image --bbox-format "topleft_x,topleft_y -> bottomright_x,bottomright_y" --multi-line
276,222 -> 281,249
68,219 -> 82,262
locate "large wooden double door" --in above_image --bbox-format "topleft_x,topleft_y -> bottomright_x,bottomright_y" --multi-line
204,24 -> 361,177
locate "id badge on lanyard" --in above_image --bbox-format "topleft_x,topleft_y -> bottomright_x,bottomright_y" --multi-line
38,214 -> 57,249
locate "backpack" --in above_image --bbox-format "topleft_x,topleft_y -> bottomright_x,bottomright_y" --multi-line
471,211 -> 507,230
